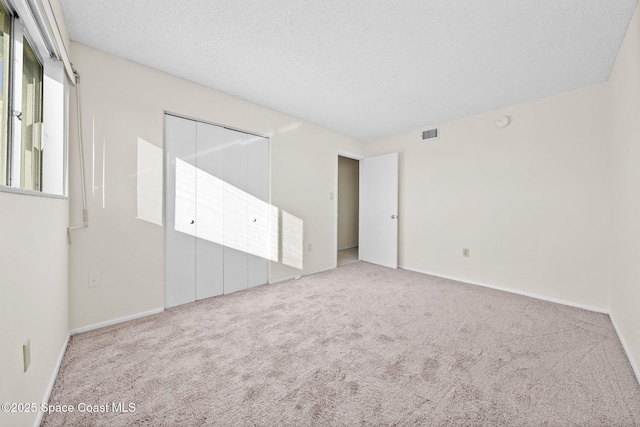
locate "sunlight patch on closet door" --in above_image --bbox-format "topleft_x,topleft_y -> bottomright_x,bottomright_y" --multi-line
174,158 -> 286,264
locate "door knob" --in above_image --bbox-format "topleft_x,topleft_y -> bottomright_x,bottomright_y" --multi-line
391,215 -> 397,219
190,220 -> 195,224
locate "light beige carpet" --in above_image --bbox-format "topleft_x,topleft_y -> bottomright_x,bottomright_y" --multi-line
43,262 -> 640,426
337,247 -> 358,266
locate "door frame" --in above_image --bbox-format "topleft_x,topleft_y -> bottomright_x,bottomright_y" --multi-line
334,150 -> 364,268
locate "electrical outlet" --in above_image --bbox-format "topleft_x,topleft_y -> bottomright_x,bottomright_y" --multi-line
88,272 -> 101,288
23,339 -> 31,372
463,248 -> 470,257
308,243 -> 312,252
330,192 -> 334,200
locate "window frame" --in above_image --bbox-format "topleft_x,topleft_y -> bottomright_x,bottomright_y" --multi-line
0,0 -> 68,198
8,15 -> 43,190
0,0 -> 12,187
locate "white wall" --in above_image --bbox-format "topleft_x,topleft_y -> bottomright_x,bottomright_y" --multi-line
365,83 -> 613,311
610,3 -> 640,378
0,192 -> 69,427
67,42 -> 364,330
0,3 -> 71,426
337,156 -> 359,249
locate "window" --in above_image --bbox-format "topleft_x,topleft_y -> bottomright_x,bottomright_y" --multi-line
0,0 -> 67,196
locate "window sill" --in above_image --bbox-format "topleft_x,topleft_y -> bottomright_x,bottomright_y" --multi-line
0,185 -> 67,200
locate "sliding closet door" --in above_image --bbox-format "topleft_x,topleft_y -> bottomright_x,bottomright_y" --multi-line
165,115 -> 197,308
247,135 -> 269,288
223,129 -> 249,294
195,122 -> 225,299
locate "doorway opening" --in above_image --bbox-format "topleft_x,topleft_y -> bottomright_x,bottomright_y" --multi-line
337,155 -> 360,266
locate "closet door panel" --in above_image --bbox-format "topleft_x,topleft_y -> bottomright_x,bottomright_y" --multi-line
247,135 -> 269,201
164,114 -> 197,307
195,122 -> 225,300
223,247 -> 249,294
247,256 -> 268,288
247,136 -> 269,288
223,129 -> 248,294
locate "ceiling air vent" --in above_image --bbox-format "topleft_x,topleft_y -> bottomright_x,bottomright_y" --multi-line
422,128 -> 439,140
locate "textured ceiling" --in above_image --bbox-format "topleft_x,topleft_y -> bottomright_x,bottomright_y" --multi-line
59,0 -> 638,141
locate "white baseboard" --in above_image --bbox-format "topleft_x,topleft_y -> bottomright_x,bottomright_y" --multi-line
305,266 -> 337,276
269,265 -> 338,285
610,314 -> 640,386
70,308 -> 164,335
269,275 -> 298,285
338,245 -> 358,251
399,266 -> 609,314
34,333 -> 70,427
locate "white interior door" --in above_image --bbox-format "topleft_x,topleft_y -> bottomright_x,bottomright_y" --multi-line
359,152 -> 398,268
